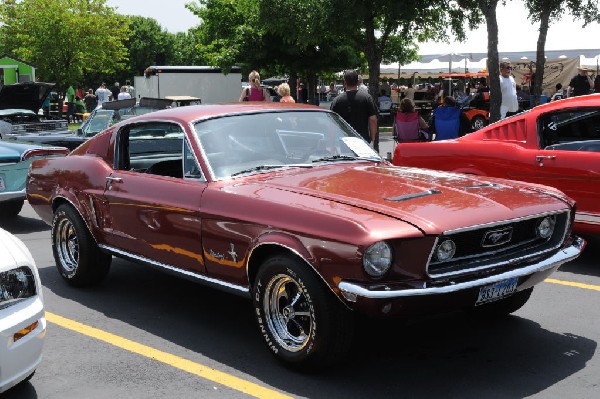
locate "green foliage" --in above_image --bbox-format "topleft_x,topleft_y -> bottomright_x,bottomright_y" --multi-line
124,16 -> 172,76
523,0 -> 600,104
187,0 -> 253,67
525,0 -> 600,26
0,0 -> 128,92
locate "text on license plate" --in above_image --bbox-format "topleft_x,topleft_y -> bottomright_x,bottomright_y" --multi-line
475,277 -> 518,305
0,176 -> 5,191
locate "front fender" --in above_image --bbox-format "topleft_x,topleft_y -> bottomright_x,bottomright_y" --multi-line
246,231 -> 363,308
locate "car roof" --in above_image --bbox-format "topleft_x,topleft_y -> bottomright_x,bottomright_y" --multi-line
124,102 -> 327,123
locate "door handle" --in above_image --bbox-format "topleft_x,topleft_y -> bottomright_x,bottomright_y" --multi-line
105,176 -> 123,190
536,155 -> 556,163
106,176 -> 123,183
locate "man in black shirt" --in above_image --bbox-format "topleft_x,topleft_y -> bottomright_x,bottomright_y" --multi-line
331,70 -> 378,147
567,67 -> 593,97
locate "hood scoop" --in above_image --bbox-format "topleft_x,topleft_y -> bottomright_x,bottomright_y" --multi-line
385,189 -> 442,202
463,183 -> 502,189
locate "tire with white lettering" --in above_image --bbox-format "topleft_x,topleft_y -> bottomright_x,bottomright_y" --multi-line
52,204 -> 111,287
252,254 -> 354,370
471,287 -> 533,317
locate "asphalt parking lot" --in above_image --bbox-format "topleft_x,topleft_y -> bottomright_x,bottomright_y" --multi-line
1,201 -> 599,399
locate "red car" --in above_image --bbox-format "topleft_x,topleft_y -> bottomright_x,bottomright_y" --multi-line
393,94 -> 600,236
27,103 -> 584,369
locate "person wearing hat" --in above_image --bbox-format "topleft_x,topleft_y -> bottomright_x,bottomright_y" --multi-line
567,67 -> 594,97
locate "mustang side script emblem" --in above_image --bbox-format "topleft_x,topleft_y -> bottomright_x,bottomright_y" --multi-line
481,227 -> 513,247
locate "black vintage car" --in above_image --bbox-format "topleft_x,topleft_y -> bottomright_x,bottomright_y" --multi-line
4,97 -> 172,150
0,82 -> 68,140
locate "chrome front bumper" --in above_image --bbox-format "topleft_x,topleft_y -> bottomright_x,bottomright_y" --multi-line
0,187 -> 26,202
338,236 -> 585,302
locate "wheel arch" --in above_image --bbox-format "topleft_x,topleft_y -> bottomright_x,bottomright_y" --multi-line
51,195 -> 100,244
246,237 -> 349,308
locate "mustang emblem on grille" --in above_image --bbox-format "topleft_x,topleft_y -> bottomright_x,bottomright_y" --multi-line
482,227 -> 513,247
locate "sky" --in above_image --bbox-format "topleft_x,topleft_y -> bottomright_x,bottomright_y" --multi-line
105,0 -> 600,56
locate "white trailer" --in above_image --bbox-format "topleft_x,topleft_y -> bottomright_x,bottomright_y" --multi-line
133,66 -> 242,104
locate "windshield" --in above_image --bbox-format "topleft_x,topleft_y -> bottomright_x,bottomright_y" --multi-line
194,110 -> 381,179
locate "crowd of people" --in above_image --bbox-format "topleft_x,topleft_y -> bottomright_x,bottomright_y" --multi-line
237,61 -> 600,151
61,80 -> 135,123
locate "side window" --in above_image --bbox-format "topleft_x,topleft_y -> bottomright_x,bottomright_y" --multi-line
183,139 -> 204,180
540,108 -> 600,150
116,122 -> 185,178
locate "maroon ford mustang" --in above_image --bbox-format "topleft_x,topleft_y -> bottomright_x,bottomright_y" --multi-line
26,102 -> 584,369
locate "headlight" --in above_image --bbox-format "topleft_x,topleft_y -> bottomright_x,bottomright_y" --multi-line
0,267 -> 36,309
536,216 -> 556,239
434,239 -> 456,262
363,241 -> 392,277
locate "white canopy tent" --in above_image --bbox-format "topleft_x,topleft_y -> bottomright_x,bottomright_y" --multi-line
381,48 -> 600,76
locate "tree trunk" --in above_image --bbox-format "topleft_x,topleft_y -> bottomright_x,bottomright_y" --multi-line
307,72 -> 318,104
533,7 -> 551,106
480,0 -> 501,122
363,5 -> 381,98
290,72 -> 298,102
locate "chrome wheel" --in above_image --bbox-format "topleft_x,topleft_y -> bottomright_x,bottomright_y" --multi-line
264,273 -> 313,352
55,218 -> 79,273
472,116 -> 486,130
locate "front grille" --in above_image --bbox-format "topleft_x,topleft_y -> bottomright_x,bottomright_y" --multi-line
427,210 -> 569,277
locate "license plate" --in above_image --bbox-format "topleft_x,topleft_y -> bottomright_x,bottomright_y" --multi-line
0,176 -> 4,192
475,277 -> 518,305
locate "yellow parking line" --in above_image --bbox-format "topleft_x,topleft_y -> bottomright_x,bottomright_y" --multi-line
545,278 -> 600,291
46,312 -> 292,399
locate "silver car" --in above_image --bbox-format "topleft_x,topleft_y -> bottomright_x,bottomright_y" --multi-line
0,227 -> 46,393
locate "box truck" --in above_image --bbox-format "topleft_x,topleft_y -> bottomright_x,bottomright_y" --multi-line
133,66 -> 242,104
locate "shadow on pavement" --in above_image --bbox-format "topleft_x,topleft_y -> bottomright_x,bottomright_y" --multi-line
38,256 -> 595,399
0,214 -> 50,234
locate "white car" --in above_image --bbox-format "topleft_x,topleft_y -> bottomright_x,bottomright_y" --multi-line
0,227 -> 46,393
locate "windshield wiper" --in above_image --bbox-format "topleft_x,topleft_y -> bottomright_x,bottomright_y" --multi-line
311,155 -> 381,163
230,164 -> 312,177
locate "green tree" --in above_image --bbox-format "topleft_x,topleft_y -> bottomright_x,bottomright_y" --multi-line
123,16 -> 173,78
188,0 -> 360,101
186,0 -> 252,68
524,0 -> 600,104
331,0 -> 483,96
170,31 -> 205,66
0,0 -> 128,93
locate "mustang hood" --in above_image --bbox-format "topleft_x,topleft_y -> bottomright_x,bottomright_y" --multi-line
249,164 -> 570,234
0,82 -> 54,113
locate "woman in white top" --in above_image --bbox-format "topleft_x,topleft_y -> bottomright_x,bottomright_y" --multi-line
117,86 -> 132,100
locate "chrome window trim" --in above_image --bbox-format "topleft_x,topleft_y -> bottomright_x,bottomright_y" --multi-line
113,119 -> 207,182
426,209 -> 571,278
